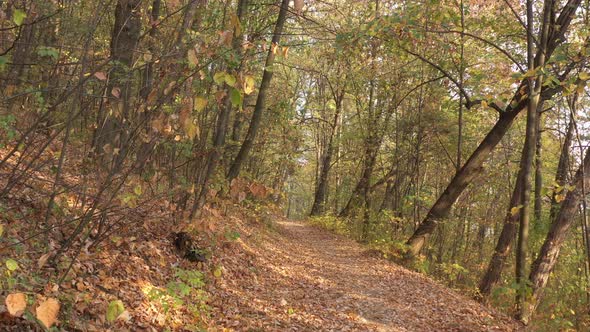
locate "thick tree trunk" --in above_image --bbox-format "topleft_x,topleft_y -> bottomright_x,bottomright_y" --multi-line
227,0 -> 290,181
95,0 -> 141,165
405,110 -> 520,256
404,0 -> 580,258
521,146 -> 590,323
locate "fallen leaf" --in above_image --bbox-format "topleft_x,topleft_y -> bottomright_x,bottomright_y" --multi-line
38,253 -> 52,269
36,298 -> 60,328
5,293 -> 27,317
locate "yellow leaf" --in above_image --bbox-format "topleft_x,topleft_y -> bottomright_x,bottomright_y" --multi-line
510,205 -> 522,217
555,194 -> 565,203
106,300 -> 125,323
243,75 -> 255,95
194,97 -> 208,112
36,298 -> 60,328
579,72 -> 590,81
6,293 -> 27,317
0,224 -> 3,237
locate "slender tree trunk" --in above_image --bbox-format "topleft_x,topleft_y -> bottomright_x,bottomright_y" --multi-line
227,0 -> 290,181
534,113 -> 543,224
550,109 -> 574,220
311,93 -> 343,216
190,0 -> 249,218
515,0 -> 538,316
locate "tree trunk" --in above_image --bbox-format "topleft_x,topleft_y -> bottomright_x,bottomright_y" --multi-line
227,0 -> 290,181
550,110 -> 574,220
311,94 -> 343,216
95,0 -> 142,165
478,147 -> 527,298
521,144 -> 590,323
404,0 -> 580,258
190,0 -> 249,217
534,113 -> 543,223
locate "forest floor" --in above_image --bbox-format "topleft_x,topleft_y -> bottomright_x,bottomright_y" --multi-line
211,217 -> 522,331
0,145 -> 521,331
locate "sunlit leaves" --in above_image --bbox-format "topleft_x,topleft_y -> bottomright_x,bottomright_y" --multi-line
12,9 -> 26,26
214,72 -> 237,87
194,97 -> 208,112
5,258 -> 18,271
243,75 -> 255,95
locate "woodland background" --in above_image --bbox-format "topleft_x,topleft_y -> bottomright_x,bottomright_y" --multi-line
0,0 -> 590,330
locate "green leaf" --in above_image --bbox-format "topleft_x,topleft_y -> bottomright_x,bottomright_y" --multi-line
37,46 -> 59,60
13,9 -> 26,26
230,88 -> 243,108
213,266 -> 222,278
213,72 -> 227,85
224,74 -> 237,87
0,56 -> 8,72
106,300 -> 125,323
6,259 -> 19,271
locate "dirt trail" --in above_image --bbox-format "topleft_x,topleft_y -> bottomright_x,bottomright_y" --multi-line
212,219 -> 521,332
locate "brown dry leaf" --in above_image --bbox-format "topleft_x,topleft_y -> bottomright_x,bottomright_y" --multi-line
5,293 -> 27,317
294,0 -> 304,13
94,72 -> 107,81
36,298 -> 60,329
38,252 -> 52,269
111,87 -> 121,98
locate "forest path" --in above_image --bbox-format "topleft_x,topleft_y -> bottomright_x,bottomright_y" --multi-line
212,219 -> 521,331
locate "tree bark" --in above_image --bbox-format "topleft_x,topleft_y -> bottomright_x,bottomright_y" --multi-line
227,0 -> 290,181
521,143 -> 590,323
310,92 -> 343,216
550,109 -> 574,220
478,146 -> 527,298
95,0 -> 142,165
190,0 -> 249,217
